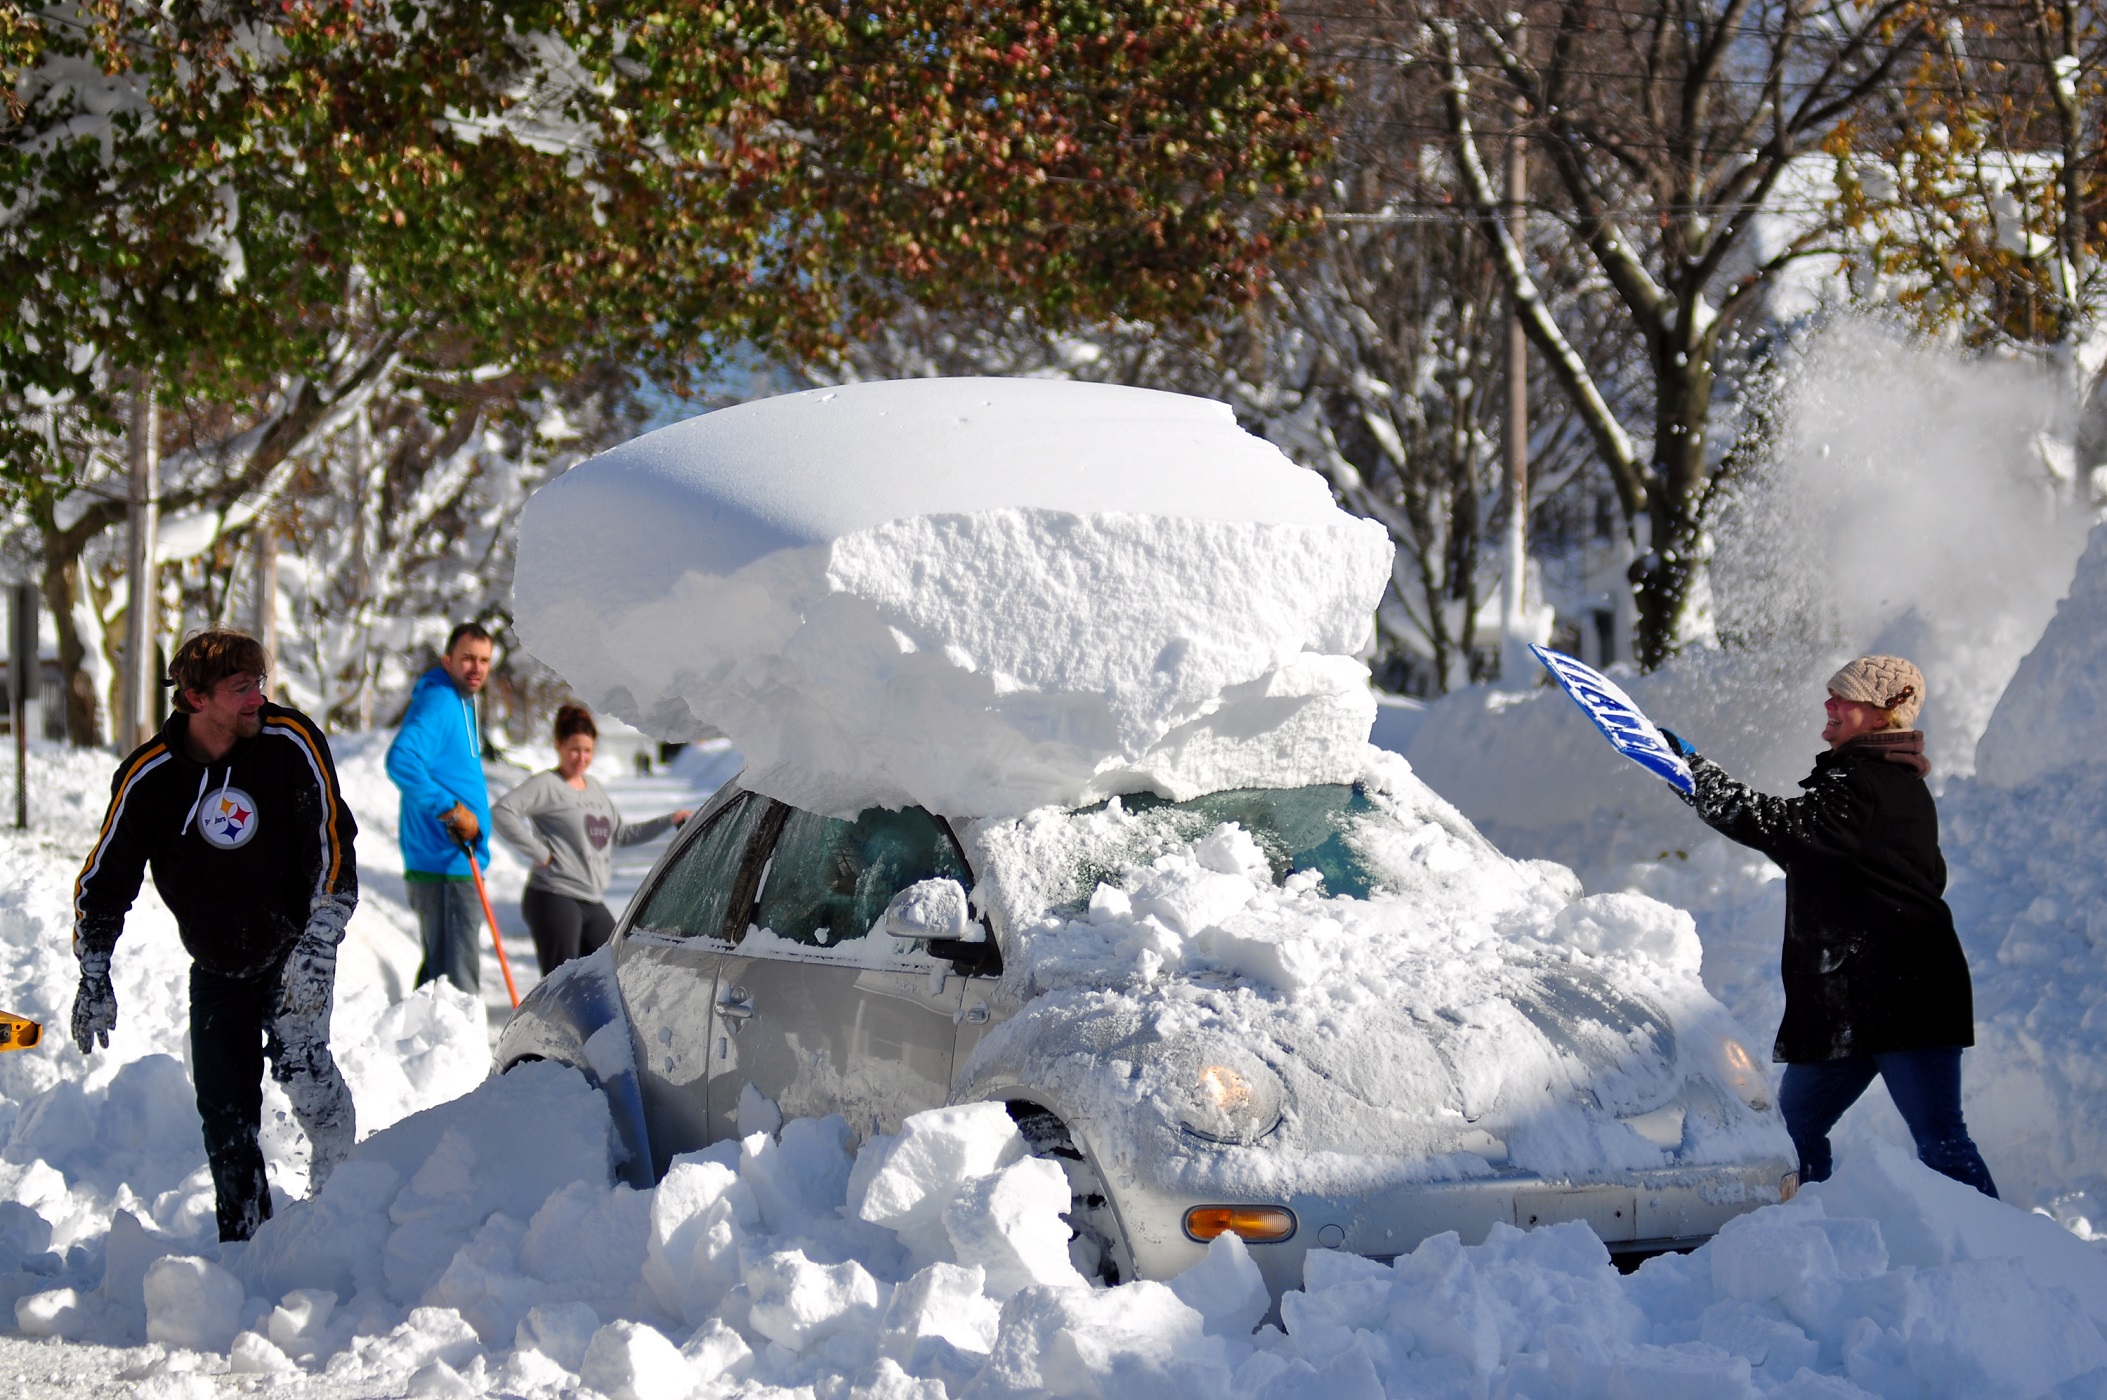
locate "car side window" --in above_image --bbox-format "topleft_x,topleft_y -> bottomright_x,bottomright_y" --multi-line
632,792 -> 775,940
748,805 -> 971,948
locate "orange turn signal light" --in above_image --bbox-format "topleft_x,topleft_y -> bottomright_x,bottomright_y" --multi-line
1183,1205 -> 1297,1244
1779,1172 -> 1800,1202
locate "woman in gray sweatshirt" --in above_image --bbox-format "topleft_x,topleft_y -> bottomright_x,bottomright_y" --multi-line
491,705 -> 691,974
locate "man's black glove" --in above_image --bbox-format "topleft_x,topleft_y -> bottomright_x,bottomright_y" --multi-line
71,948 -> 116,1053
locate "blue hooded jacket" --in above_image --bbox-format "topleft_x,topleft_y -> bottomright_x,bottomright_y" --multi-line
386,666 -> 493,876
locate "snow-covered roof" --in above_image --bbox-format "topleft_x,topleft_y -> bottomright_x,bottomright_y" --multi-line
514,378 -> 1395,817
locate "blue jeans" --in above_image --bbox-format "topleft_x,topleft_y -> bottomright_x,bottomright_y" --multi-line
409,877 -> 483,994
1779,1047 -> 1997,1197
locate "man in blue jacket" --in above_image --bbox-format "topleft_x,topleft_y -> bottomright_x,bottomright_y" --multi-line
387,623 -> 494,993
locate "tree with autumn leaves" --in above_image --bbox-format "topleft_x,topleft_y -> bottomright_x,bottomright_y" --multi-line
1,0 -> 1335,738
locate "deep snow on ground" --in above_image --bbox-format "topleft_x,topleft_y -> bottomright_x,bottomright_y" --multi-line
0,726 -> 2100,1397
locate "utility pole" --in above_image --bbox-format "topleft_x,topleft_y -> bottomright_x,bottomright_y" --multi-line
1499,101 -> 1538,685
122,370 -> 159,749
11,583 -> 36,829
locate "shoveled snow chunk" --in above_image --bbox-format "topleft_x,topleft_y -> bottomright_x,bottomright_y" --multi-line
736,1082 -> 783,1139
515,378 -> 1393,817
582,1018 -> 634,1082
973,1279 -> 1224,1397
580,1320 -> 694,1400
227,1330 -> 297,1374
404,1359 -> 475,1399
878,1262 -> 1001,1363
266,1288 -> 336,1354
101,1207 -> 177,1313
745,1248 -> 888,1353
143,1255 -> 246,1351
515,1300 -> 601,1373
678,1324 -> 754,1391
1607,1342 -> 1757,1399
1168,1233 -> 1270,1337
851,1357 -> 949,1400
740,1116 -> 854,1234
362,1306 -> 485,1372
850,1102 -> 1025,1268
942,1156 -> 1086,1300
643,1158 -> 754,1325
14,1287 -> 106,1340
680,1318 -> 755,1386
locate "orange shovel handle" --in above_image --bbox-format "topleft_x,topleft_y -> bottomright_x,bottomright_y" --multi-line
459,839 -> 520,1009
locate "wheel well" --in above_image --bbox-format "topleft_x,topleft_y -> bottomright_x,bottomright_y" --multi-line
1003,1099 -> 1130,1285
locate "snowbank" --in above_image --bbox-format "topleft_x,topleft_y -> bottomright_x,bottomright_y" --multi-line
1975,520 -> 2107,789
514,378 -> 1395,817
0,722 -> 2099,1395
18,1062 -> 2102,1400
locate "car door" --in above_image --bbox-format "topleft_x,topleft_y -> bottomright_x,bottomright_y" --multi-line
706,803 -> 970,1146
616,789 -> 776,1173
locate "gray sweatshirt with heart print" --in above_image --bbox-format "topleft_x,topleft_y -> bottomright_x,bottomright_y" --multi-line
490,771 -> 679,904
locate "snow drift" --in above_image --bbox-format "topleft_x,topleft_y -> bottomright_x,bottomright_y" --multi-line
1975,520 -> 2107,789
20,1065 -> 2103,1400
514,378 -> 1395,818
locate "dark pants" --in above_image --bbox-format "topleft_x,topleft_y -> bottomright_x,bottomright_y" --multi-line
1779,1046 -> 1998,1197
409,876 -> 483,994
520,886 -> 616,976
191,960 -> 354,1241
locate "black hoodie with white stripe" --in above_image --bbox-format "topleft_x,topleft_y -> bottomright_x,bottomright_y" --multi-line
74,703 -> 359,979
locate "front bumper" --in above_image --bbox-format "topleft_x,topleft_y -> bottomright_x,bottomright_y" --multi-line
1117,1160 -> 1795,1296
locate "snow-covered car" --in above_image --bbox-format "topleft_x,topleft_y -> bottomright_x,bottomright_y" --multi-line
496,378 -> 1797,1298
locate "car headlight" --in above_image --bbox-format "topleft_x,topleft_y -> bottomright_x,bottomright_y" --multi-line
1718,1036 -> 1772,1111
1163,1044 -> 1285,1145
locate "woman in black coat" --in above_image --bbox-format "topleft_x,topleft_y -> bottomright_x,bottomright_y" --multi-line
1665,655 -> 1996,1197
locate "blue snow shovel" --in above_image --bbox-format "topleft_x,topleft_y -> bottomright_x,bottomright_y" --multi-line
1529,645 -> 1694,796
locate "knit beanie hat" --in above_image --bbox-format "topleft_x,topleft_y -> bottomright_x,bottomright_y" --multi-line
1826,654 -> 1925,729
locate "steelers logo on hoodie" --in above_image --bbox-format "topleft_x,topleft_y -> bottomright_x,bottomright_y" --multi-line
197,788 -> 261,850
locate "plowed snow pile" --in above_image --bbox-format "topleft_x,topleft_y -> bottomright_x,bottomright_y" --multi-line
514,379 -> 1395,817
20,1069 -> 2104,1400
0,736 -> 2101,1396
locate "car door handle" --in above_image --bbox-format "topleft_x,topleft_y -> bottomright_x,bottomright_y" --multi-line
717,989 -> 755,1021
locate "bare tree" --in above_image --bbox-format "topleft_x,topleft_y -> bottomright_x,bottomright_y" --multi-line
1416,0 -> 1943,665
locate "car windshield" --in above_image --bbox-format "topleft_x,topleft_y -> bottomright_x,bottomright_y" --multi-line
1072,783 -> 1383,903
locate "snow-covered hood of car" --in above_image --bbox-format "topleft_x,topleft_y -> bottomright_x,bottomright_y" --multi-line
960,749 -> 1789,1188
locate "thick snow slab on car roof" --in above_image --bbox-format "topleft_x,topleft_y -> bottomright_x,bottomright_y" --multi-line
516,378 -> 1394,817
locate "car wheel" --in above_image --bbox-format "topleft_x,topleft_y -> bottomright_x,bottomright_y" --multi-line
1007,1102 -> 1131,1286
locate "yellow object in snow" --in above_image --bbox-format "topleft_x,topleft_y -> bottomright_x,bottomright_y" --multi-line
0,1011 -> 41,1051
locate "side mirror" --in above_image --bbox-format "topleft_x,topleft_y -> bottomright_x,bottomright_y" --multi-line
880,878 -> 984,945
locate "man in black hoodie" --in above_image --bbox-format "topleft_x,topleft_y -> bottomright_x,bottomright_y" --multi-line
1665,654 -> 1996,1197
71,629 -> 359,1241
